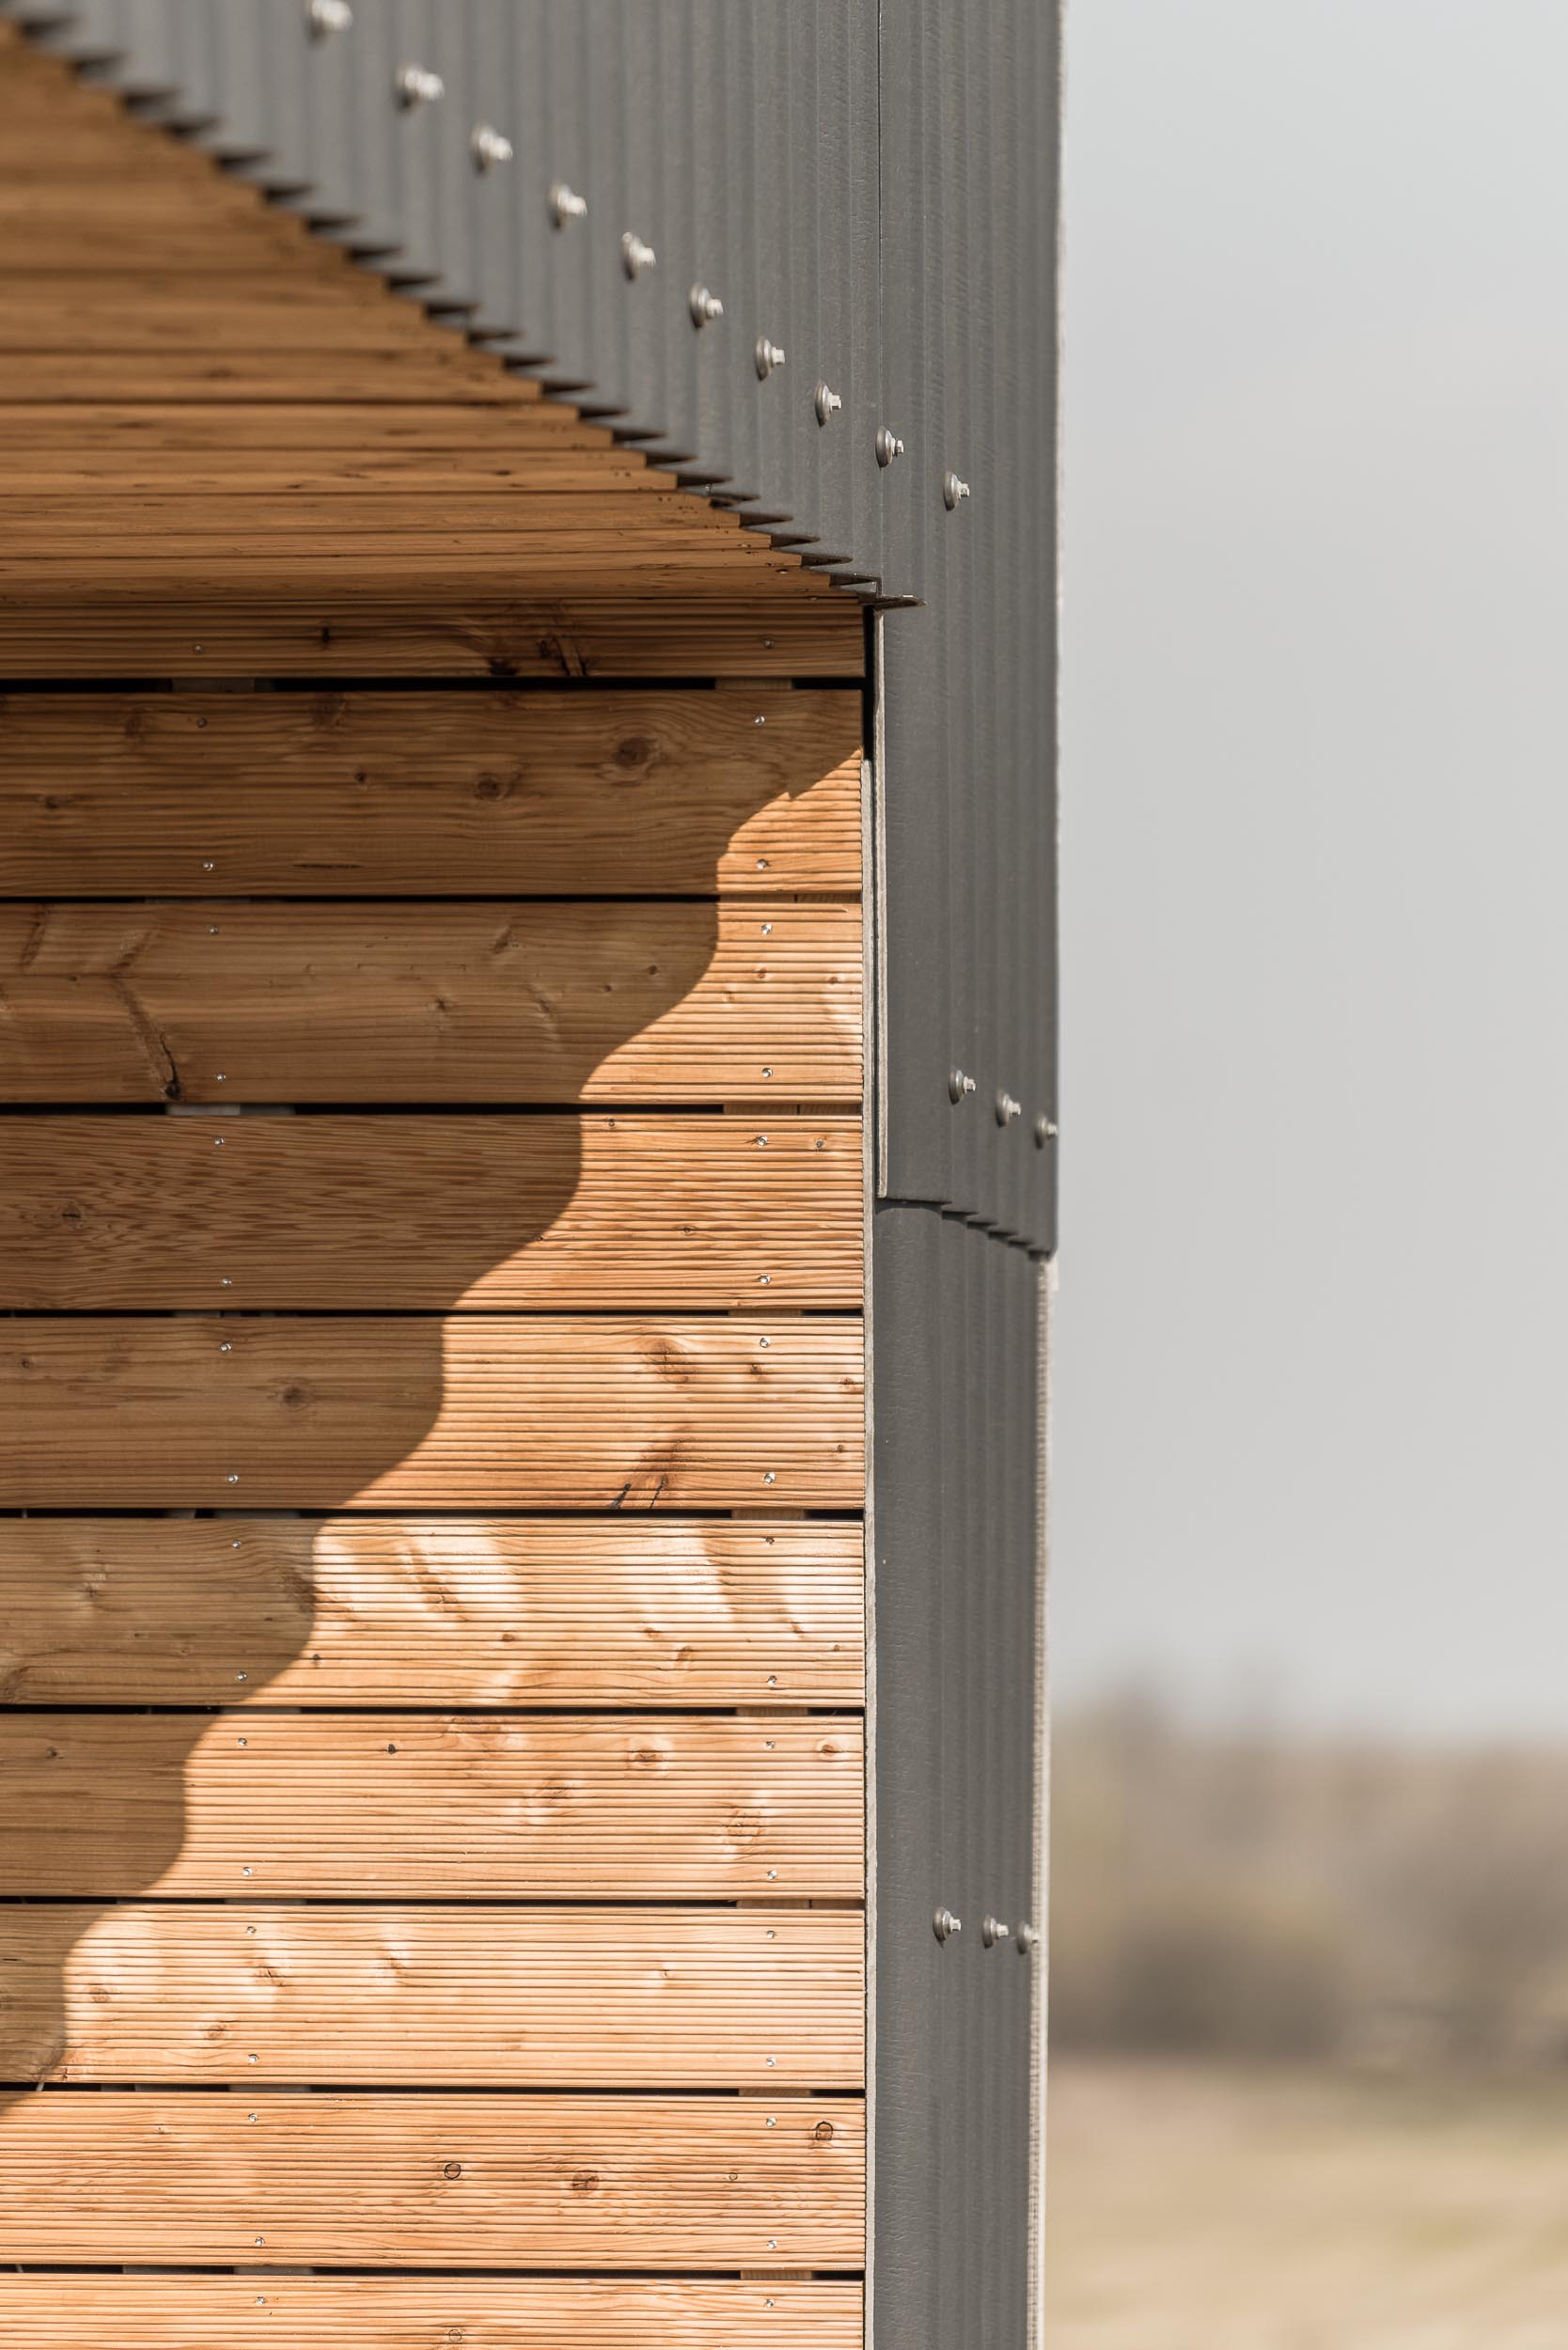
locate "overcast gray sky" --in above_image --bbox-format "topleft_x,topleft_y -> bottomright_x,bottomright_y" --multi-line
1054,0 -> 1568,1738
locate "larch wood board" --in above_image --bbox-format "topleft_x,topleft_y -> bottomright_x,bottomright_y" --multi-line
0,901 -> 862,1105
0,1314 -> 864,1509
0,1712 -> 863,1900
0,2278 -> 863,2350
0,402 -> 643,453
0,1516 -> 864,1709
0,1904 -> 864,2088
0,688 -> 862,896
0,592 -> 863,679
0,1113 -> 862,1309
4,493 -> 760,541
0,2092 -> 865,2268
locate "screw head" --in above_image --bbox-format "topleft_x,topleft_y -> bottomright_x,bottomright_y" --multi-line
875,426 -> 905,466
395,61 -> 445,107
549,181 -> 588,227
689,284 -> 725,327
981,1915 -> 1012,1948
933,1906 -> 964,1943
949,1068 -> 977,1104
943,470 -> 972,509
622,231 -> 657,279
814,382 -> 843,425
1016,1920 -> 1041,1955
996,1089 -> 1022,1126
470,123 -> 513,171
1034,1113 -> 1059,1149
755,337 -> 787,379
307,0 -> 352,33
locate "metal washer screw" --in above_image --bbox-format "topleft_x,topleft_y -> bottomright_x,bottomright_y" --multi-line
1034,1114 -> 1059,1149
755,337 -> 787,379
689,284 -> 725,327
944,469 -> 972,509
981,1915 -> 1011,1948
875,426 -> 905,466
622,231 -> 657,278
470,124 -> 513,171
996,1089 -> 1022,1126
814,382 -> 843,425
933,1906 -> 964,1943
307,0 -> 353,33
949,1069 -> 977,1104
549,181 -> 588,227
395,62 -> 445,107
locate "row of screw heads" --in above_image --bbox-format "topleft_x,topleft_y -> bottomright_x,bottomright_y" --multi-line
950,1071 -> 1058,1147
933,1907 -> 1039,1952
307,11 -> 970,503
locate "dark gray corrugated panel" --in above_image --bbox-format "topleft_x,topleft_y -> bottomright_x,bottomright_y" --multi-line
871,1206 -> 1042,2350
878,0 -> 1060,1248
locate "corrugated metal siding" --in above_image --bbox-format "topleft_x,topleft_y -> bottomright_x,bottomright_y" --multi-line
877,0 -> 1059,1246
870,1205 -> 1043,2350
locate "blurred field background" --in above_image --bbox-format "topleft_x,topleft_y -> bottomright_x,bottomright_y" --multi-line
1046,1700 -> 1568,2345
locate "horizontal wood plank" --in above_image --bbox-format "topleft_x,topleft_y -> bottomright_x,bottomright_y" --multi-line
0,689 -> 862,895
0,1516 -> 864,1707
0,901 -> 862,1104
1,492 -> 755,540
0,1315 -> 864,1509
0,591 -> 864,679
0,402 -> 624,452
0,1112 -> 861,1309
0,296 -> 473,350
0,2279 -> 862,2350
0,1904 -> 863,2087
0,1713 -> 862,1898
0,2092 -> 864,2268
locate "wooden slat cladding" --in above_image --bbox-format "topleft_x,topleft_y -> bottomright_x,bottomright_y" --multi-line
0,690 -> 862,897
0,1114 -> 861,1310
0,1904 -> 863,2088
0,1316 -> 862,1509
0,2278 -> 863,2350
0,901 -> 861,1104
0,1714 -> 862,1899
0,2093 -> 865,2268
0,1518 -> 864,1709
0,32 -> 868,670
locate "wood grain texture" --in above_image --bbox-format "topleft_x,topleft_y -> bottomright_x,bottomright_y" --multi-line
0,402 -> 637,454
0,1904 -> 864,2087
3,493 -> 758,544
0,1516 -> 864,1708
0,1112 -> 862,1309
0,901 -> 861,1104
0,2092 -> 865,2267
0,1315 -> 863,1509
0,689 -> 862,896
0,2278 -> 862,2350
0,1712 -> 862,1897
0,591 -> 864,678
